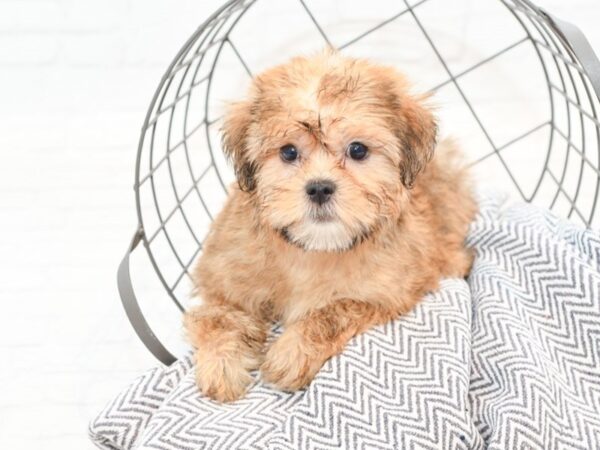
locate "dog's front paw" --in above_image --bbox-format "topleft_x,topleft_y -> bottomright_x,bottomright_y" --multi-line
260,330 -> 326,392
194,351 -> 257,402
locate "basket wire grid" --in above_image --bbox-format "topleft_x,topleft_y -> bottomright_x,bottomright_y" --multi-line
118,0 -> 600,364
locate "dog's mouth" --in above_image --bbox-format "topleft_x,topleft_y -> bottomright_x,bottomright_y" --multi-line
308,206 -> 336,223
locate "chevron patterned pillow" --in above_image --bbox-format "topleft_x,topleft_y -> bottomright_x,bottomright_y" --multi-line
90,195 -> 600,450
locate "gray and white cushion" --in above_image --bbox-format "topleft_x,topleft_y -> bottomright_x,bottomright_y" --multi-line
90,196 -> 600,449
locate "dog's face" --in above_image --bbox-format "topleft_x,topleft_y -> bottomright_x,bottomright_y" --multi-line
221,51 -> 437,252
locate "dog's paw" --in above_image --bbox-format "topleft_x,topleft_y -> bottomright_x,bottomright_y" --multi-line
194,351 -> 257,402
260,331 -> 325,392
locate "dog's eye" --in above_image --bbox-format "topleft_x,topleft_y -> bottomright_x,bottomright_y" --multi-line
280,144 -> 298,162
348,142 -> 368,161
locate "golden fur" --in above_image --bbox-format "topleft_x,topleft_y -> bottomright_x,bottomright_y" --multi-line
184,50 -> 477,402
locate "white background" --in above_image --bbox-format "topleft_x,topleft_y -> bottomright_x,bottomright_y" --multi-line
0,1 -> 598,449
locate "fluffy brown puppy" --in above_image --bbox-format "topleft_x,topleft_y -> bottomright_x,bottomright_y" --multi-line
184,50 -> 477,402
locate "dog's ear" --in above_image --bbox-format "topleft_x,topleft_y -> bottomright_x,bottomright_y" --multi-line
221,100 -> 257,192
394,93 -> 438,188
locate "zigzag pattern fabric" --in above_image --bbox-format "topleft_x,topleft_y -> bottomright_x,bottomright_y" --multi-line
90,196 -> 600,449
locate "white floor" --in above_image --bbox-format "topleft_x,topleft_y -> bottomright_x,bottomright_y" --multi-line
0,1 -> 598,449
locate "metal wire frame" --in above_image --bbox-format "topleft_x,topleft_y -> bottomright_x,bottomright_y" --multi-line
509,2 -> 599,224
134,0 -> 254,310
122,0 -> 600,363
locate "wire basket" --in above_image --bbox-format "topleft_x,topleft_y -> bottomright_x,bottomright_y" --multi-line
118,0 -> 600,364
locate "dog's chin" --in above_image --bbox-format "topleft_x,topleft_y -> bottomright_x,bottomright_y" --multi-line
279,220 -> 371,253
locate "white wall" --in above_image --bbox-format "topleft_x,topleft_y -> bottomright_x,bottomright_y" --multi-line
0,1 -> 598,449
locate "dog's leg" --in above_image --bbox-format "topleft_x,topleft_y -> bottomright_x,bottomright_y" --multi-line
184,303 -> 268,402
261,299 -> 399,391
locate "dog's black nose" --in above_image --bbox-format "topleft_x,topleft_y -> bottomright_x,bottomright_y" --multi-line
305,179 -> 336,205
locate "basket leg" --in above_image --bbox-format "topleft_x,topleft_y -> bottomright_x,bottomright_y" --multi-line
118,229 -> 177,366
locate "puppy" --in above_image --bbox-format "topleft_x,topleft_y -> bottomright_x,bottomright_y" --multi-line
184,50 -> 477,402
